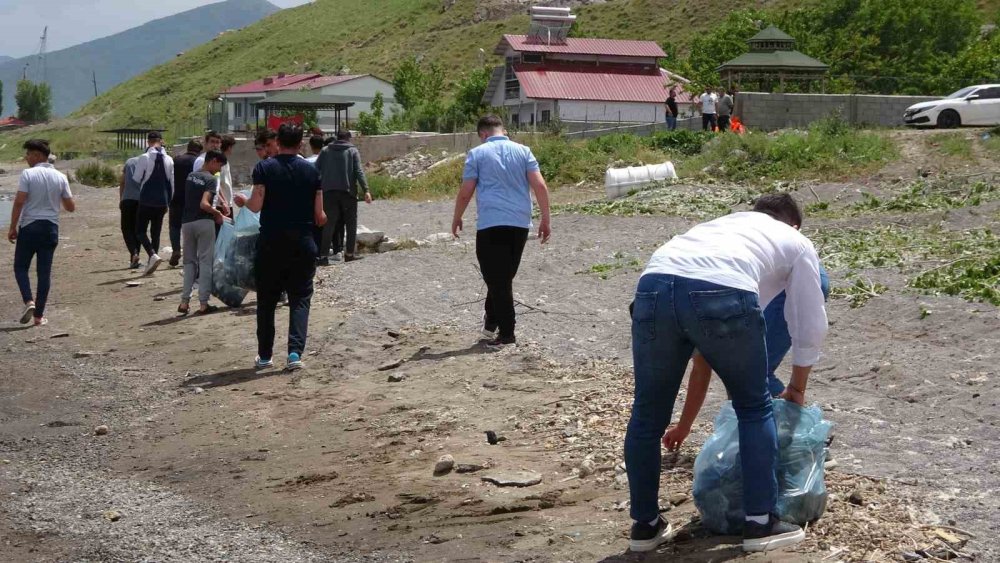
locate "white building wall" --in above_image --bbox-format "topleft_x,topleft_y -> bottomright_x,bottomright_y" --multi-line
317,76 -> 400,116
558,101 -> 664,123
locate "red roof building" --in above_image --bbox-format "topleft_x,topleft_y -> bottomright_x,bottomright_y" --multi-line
484,8 -> 692,128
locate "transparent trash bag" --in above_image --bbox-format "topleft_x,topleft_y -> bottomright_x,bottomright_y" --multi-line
692,399 -> 832,534
233,208 -> 260,291
211,221 -> 248,307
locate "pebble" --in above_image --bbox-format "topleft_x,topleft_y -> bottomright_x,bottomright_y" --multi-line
94,425 -> 109,436
73,351 -> 95,359
125,281 -> 143,287
378,360 -> 404,371
387,372 -> 406,383
433,455 -> 455,476
669,493 -> 690,506
104,510 -> 122,522
481,471 -> 542,488
455,463 -> 486,474
153,296 -> 165,302
193,387 -> 205,394
578,459 -> 597,478
849,489 -> 866,506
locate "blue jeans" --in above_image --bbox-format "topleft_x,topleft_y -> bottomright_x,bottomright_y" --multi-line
625,274 -> 777,523
13,220 -> 59,318
763,266 -> 830,396
665,115 -> 677,130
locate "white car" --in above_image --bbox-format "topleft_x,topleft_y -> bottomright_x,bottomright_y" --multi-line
903,84 -> 1000,128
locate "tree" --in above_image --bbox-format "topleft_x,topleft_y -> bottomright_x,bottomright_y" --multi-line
15,80 -> 52,122
442,66 -> 492,131
392,56 -> 426,111
356,91 -> 391,135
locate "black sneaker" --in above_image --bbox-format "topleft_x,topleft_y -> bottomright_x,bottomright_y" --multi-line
481,314 -> 498,338
485,335 -> 516,347
629,515 -> 674,552
168,254 -> 180,268
316,257 -> 331,267
742,515 -> 805,552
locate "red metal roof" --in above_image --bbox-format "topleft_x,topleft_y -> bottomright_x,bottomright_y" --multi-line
513,64 -> 693,104
224,73 -> 321,94
275,74 -> 368,90
0,116 -> 28,127
500,35 -> 666,58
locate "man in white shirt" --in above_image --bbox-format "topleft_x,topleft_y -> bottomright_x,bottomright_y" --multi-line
700,87 -> 718,131
305,135 -> 323,164
623,193 -> 827,554
8,140 -> 76,326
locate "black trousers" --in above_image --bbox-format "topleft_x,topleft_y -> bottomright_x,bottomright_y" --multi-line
321,191 -> 357,257
119,200 -> 141,258
476,226 -> 529,338
255,230 -> 317,360
168,202 -> 184,258
136,204 -> 167,257
702,113 -> 718,131
718,114 -> 731,132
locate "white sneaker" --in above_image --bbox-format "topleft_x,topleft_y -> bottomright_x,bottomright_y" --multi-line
144,254 -> 164,277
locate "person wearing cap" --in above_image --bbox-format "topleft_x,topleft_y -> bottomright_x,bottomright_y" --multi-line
132,131 -> 175,276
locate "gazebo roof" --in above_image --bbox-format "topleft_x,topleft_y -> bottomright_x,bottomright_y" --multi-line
717,50 -> 829,72
255,91 -> 356,110
749,25 -> 795,42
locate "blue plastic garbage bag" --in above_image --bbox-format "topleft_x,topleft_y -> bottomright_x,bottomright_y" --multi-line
692,399 -> 831,534
211,221 -> 248,307
233,208 -> 260,291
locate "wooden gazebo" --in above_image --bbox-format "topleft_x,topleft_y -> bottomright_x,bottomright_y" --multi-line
253,92 -> 355,133
717,25 -> 829,92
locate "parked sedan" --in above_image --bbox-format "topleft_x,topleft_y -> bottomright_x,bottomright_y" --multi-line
904,84 -> 1000,128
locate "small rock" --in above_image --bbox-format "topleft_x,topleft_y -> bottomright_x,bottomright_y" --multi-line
485,430 -> 505,445
481,471 -> 542,488
355,226 -> 386,248
387,372 -> 406,383
455,463 -> 487,474
378,239 -> 399,253
50,333 -> 70,339
125,281 -> 143,287
153,296 -> 166,302
669,493 -> 689,506
433,455 -> 455,476
1,459 -> 11,464
423,232 -> 454,244
103,510 -> 122,522
387,330 -> 401,339
900,551 -> 923,562
73,351 -> 95,359
578,459 -> 597,478
848,489 -> 866,506
562,425 -> 578,438
94,425 -> 109,436
193,387 -> 205,394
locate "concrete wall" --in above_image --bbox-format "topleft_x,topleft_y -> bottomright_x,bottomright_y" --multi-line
738,92 -> 938,130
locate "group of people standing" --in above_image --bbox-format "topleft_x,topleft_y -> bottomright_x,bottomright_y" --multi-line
663,87 -> 737,132
8,112 -> 829,555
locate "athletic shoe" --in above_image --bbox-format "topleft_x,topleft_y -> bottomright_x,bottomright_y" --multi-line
130,256 -> 141,270
481,314 -> 498,338
485,335 -> 516,347
629,515 -> 674,552
19,303 -> 36,324
331,252 -> 343,262
286,352 -> 304,372
143,254 -> 164,277
33,317 -> 48,327
316,257 -> 331,267
344,254 -> 362,263
254,356 -> 273,370
743,515 -> 805,552
168,254 -> 180,268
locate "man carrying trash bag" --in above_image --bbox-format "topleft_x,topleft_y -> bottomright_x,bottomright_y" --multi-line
623,193 -> 828,553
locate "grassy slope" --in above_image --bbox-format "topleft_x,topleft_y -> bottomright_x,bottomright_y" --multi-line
2,0 -> 997,160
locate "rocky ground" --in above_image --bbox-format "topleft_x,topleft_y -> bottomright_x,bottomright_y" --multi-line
0,130 -> 997,562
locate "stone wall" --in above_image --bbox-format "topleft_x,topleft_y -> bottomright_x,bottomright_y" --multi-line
737,92 -> 938,130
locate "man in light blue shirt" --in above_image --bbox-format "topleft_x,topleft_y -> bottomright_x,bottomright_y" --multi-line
452,115 -> 551,346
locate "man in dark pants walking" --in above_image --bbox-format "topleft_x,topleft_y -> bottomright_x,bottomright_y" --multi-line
7,140 -> 76,326
315,130 -> 371,265
169,139 -> 203,267
244,124 -> 326,372
451,115 -> 551,347
119,155 -> 142,268
132,131 -> 174,276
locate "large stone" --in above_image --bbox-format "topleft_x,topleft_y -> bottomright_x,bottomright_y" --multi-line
481,471 -> 542,488
433,455 -> 455,476
356,225 -> 386,248
423,232 -> 454,245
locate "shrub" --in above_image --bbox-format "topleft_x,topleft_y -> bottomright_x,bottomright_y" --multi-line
76,161 -> 119,188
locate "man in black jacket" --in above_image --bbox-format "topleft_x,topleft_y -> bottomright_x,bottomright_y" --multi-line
169,139 -> 204,267
315,130 -> 371,264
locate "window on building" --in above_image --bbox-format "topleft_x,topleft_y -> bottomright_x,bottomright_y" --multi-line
504,55 -> 520,100
234,101 -> 243,118
540,110 -> 551,123
510,113 -> 519,127
522,53 -> 543,64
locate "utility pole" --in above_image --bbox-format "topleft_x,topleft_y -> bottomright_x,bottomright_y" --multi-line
37,26 -> 48,84
92,71 -> 98,97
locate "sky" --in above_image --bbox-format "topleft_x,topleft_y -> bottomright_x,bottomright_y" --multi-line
0,0 -> 311,58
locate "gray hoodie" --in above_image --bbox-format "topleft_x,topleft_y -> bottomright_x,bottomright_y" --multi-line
316,140 -> 369,197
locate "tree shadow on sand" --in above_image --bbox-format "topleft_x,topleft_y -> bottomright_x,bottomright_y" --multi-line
600,522 -> 744,563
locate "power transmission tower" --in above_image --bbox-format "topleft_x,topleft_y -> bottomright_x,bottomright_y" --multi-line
36,26 -> 48,84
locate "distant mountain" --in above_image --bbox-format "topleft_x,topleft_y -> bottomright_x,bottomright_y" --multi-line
0,0 -> 279,117
0,56 -> 12,64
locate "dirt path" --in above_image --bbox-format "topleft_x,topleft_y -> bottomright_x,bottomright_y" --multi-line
1,143 -> 997,562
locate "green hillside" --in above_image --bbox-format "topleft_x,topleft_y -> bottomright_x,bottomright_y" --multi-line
2,0 -> 998,159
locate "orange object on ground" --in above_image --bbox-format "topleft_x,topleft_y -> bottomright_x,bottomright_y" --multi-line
730,116 -> 747,134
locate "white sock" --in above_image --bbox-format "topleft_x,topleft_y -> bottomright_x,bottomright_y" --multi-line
648,517 -> 660,527
745,514 -> 769,525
